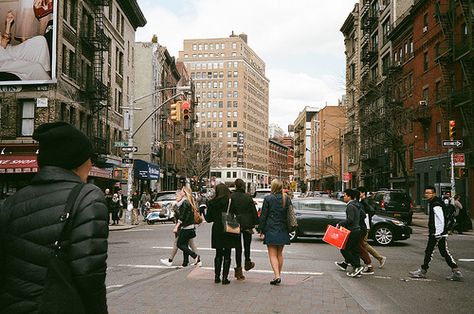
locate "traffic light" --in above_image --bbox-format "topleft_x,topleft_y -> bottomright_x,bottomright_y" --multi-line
182,101 -> 191,120
170,101 -> 181,122
449,120 -> 456,140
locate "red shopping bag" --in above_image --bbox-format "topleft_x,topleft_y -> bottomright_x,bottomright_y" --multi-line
323,225 -> 351,249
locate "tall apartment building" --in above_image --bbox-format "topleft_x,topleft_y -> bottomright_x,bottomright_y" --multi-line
311,105 -> 347,191
0,0 -> 145,197
178,32 -> 269,190
268,139 -> 289,183
293,106 -> 318,192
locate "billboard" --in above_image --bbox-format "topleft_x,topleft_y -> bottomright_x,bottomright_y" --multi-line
0,0 -> 57,85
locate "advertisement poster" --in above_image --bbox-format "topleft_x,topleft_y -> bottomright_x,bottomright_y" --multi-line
0,0 -> 56,85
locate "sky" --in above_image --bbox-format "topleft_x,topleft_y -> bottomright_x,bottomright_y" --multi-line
135,0 -> 357,133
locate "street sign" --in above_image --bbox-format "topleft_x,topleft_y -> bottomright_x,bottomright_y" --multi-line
121,146 -> 138,153
114,141 -> 128,147
122,158 -> 133,165
442,140 -> 463,148
453,153 -> 465,167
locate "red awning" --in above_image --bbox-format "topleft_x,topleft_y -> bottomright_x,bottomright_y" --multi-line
0,155 -> 112,179
0,155 -> 38,173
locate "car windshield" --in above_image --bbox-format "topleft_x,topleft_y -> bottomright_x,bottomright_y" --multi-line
155,193 -> 176,202
255,191 -> 271,199
389,193 -> 410,203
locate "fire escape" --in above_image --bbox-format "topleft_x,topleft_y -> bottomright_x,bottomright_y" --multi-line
81,0 -> 110,155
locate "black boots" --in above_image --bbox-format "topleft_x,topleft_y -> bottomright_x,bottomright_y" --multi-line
222,257 -> 231,285
244,260 -> 255,271
214,255 -> 222,283
234,267 -> 245,280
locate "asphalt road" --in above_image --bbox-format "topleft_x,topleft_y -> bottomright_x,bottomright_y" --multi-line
106,222 -> 474,313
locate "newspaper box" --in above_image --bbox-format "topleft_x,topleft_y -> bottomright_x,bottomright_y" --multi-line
323,225 -> 351,249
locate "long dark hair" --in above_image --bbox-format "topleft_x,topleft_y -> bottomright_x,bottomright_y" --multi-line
214,183 -> 230,200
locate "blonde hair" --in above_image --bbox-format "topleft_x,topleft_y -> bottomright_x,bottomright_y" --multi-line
182,186 -> 198,212
271,179 -> 283,194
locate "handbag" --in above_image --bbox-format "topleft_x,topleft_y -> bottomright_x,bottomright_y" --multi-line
222,199 -> 240,235
193,205 -> 203,225
322,225 -> 351,249
39,183 -> 86,314
283,194 -> 298,232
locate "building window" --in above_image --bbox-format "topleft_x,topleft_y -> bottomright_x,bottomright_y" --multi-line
21,101 -> 35,136
64,0 -> 78,28
435,80 -> 441,101
436,122 -> 441,145
423,51 -> 428,71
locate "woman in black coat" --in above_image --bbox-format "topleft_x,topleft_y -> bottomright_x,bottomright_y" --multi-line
205,183 -> 240,284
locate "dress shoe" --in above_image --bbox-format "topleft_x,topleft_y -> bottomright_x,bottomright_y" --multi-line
270,278 -> 281,285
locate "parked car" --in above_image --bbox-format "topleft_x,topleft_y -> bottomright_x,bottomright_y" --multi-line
369,189 -> 413,225
253,188 -> 271,216
289,197 -> 411,245
149,191 -> 177,223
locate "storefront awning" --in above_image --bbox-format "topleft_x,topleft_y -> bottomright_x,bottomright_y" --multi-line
0,155 -> 112,179
0,155 -> 38,173
134,159 -> 160,180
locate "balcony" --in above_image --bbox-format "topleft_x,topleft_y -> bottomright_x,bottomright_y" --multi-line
91,136 -> 108,155
410,104 -> 431,123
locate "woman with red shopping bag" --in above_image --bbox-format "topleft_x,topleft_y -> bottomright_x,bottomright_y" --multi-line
334,189 -> 364,277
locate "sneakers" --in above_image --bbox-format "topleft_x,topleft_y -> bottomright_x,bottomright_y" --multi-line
446,270 -> 463,282
409,268 -> 427,278
160,258 -> 172,267
361,266 -> 374,275
347,266 -> 364,277
193,255 -> 202,266
379,256 -> 386,269
335,261 -> 348,271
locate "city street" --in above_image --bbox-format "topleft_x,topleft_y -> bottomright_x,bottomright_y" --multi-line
106,221 -> 474,313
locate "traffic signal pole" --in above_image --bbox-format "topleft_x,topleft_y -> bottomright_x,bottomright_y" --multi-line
449,148 -> 456,196
124,86 -> 190,224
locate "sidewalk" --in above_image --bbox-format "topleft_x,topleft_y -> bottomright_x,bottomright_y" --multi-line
107,266 -> 367,314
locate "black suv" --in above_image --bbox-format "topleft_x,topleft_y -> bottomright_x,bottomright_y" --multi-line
369,190 -> 413,225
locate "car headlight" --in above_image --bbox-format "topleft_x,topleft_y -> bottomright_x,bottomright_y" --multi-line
391,220 -> 405,226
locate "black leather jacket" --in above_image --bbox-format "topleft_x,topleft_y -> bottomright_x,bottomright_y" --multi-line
0,166 -> 109,313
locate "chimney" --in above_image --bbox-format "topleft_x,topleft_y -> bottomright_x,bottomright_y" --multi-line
239,33 -> 248,43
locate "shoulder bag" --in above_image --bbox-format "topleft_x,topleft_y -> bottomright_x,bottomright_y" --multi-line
283,194 -> 298,232
222,199 -> 240,235
39,183 -> 86,314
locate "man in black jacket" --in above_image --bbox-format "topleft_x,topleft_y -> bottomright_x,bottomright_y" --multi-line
409,186 -> 463,281
0,122 -> 109,313
335,189 -> 364,277
231,179 -> 258,280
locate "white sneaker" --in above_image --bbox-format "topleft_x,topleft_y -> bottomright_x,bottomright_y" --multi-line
160,258 -> 172,267
379,256 -> 386,269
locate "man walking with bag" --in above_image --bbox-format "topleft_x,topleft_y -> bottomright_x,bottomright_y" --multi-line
231,179 -> 258,280
0,122 -> 109,313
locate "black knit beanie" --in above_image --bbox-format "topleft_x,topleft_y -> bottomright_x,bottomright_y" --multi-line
33,122 -> 93,169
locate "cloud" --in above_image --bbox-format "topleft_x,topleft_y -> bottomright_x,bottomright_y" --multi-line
135,0 -> 355,130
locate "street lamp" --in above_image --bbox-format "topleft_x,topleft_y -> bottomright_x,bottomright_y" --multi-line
124,86 -> 191,223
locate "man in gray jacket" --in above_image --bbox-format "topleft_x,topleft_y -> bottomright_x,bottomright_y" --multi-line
0,122 -> 109,313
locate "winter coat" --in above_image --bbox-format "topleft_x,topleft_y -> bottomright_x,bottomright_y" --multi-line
175,199 -> 195,228
339,200 -> 361,231
428,196 -> 448,236
0,166 -> 109,313
205,197 -> 240,249
259,193 -> 289,234
230,189 -> 258,230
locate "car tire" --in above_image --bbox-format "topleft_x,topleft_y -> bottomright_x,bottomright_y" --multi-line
146,220 -> 155,225
372,225 -> 394,246
289,230 -> 298,242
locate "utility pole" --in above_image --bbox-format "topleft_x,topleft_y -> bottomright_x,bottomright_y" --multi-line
123,86 -> 191,223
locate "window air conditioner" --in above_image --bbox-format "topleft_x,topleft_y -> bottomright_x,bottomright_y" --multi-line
423,26 -> 428,33
348,158 -> 355,164
419,100 -> 428,106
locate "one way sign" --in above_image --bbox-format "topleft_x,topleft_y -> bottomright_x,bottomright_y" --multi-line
121,146 -> 138,153
442,140 -> 463,148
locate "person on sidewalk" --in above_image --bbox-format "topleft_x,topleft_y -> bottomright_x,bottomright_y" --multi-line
173,187 -> 200,268
409,186 -> 463,281
110,193 -> 121,225
230,178 -> 259,280
335,189 -> 364,278
131,190 -> 140,225
358,187 -> 386,271
259,179 -> 291,285
0,122 -> 108,313
205,183 -> 240,285
140,190 -> 151,219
